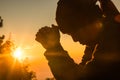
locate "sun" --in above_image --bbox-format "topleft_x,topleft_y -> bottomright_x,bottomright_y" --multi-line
13,47 -> 24,61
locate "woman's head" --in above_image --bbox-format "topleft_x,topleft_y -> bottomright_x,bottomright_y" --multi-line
56,0 -> 103,45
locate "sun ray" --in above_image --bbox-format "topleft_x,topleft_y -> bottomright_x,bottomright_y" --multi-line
13,47 -> 24,61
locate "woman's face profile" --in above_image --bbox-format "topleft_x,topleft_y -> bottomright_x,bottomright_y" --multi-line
70,20 -> 103,45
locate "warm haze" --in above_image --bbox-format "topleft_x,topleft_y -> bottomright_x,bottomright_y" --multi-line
0,0 -> 120,80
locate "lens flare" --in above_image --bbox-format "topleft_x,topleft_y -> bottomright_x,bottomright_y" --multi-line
13,47 -> 23,61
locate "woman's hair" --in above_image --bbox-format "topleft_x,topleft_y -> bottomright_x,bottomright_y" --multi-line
56,0 -> 103,33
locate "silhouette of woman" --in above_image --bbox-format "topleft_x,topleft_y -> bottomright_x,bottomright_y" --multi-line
36,0 -> 120,80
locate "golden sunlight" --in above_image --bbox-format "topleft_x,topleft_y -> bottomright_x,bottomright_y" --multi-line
13,47 -> 24,61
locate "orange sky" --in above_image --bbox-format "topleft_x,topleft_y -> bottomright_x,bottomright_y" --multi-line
0,0 -> 120,80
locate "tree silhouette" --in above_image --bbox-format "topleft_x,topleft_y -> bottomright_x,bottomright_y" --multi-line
0,38 -> 22,80
21,58 -> 38,80
0,16 -> 3,27
0,38 -> 38,80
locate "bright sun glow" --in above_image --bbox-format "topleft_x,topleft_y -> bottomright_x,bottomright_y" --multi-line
13,47 -> 24,61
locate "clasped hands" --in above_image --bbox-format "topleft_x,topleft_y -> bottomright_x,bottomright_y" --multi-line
35,24 -> 60,50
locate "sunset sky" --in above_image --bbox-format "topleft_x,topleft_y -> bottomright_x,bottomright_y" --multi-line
0,0 -> 120,80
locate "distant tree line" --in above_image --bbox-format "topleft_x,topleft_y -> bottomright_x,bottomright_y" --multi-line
0,17 -> 38,80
